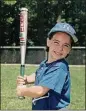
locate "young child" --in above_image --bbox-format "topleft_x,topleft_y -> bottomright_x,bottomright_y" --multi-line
16,22 -> 78,110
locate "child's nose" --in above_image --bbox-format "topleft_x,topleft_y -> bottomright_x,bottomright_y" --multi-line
57,45 -> 63,52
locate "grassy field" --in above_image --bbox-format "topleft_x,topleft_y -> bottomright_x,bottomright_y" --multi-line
1,64 -> 85,110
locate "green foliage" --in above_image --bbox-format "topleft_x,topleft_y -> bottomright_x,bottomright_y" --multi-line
4,0 -> 16,5
0,0 -> 86,46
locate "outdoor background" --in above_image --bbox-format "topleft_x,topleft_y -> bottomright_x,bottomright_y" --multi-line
0,0 -> 86,110
0,0 -> 86,46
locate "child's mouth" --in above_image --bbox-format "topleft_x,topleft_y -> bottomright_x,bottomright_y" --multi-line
54,51 -> 62,56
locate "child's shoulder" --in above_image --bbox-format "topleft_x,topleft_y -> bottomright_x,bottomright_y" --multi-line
55,59 -> 69,71
40,60 -> 46,65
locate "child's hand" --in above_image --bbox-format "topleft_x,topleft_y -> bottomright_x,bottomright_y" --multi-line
16,85 -> 26,96
16,75 -> 27,86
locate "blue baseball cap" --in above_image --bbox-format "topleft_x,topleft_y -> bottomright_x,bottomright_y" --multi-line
48,22 -> 78,43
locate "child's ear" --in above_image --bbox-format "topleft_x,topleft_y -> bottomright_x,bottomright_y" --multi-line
67,48 -> 72,55
65,49 -> 71,58
47,38 -> 51,47
69,47 -> 72,53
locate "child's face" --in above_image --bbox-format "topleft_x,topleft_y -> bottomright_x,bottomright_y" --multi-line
47,32 -> 72,62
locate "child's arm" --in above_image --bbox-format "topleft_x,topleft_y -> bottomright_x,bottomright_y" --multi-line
16,85 -> 50,98
26,73 -> 35,83
17,74 -> 50,98
17,73 -> 35,85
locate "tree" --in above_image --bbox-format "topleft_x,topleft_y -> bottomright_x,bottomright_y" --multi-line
0,0 -> 86,46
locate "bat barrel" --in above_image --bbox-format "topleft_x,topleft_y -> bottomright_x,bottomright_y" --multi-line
19,7 -> 28,76
19,7 -> 28,45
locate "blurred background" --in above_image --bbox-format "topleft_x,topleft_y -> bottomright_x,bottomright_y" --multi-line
0,0 -> 86,64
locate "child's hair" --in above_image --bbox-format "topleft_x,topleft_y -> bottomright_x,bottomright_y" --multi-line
46,32 -> 74,58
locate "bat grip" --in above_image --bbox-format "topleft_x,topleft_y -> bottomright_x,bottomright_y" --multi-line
20,65 -> 25,77
18,65 -> 25,99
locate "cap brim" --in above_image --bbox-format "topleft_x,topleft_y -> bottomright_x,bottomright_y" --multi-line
48,30 -> 78,43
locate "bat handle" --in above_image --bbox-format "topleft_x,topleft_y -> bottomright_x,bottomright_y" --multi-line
20,65 -> 25,77
18,65 -> 25,99
18,95 -> 25,99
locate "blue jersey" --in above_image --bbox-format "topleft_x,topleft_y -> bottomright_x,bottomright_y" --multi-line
32,59 -> 71,110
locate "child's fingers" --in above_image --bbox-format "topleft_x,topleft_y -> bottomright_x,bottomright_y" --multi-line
24,75 -> 27,80
17,75 -> 24,80
17,76 -> 25,85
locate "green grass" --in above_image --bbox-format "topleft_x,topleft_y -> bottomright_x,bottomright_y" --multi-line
1,64 -> 85,110
68,66 -> 85,110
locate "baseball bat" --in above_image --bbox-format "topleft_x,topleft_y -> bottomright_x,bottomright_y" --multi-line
18,8 -> 28,99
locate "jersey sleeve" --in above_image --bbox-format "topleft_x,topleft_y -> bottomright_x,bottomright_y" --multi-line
38,67 -> 67,94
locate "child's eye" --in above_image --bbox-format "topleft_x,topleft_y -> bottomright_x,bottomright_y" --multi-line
64,45 -> 69,47
54,42 -> 59,45
64,44 -> 70,48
